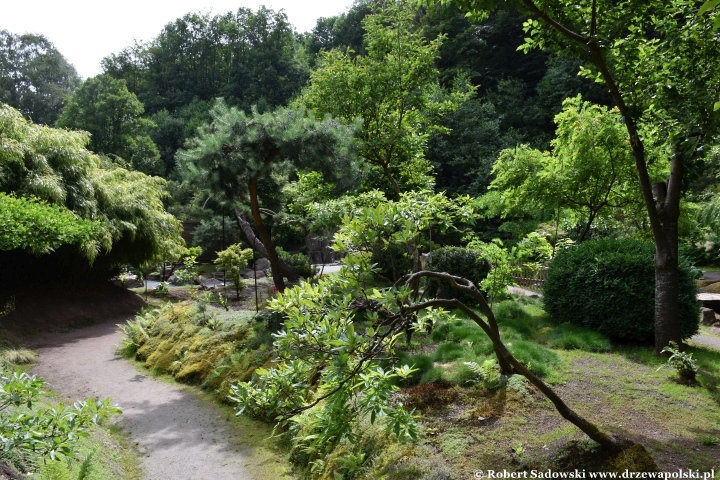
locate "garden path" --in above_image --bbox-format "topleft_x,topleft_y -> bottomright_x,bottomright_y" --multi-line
690,327 -> 720,352
29,316 -> 289,480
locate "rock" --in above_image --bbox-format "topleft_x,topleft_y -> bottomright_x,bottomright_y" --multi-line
239,268 -> 255,279
714,322 -> 720,328
254,258 -> 270,271
113,273 -> 143,288
254,258 -> 270,270
701,307 -> 716,325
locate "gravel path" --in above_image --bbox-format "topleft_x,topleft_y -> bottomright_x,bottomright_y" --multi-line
690,327 -> 720,352
29,317 -> 290,480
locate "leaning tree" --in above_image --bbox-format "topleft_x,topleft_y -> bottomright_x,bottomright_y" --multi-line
423,0 -> 720,353
177,101 -> 359,292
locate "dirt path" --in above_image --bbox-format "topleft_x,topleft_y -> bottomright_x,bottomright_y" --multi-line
29,316 -> 290,480
690,327 -> 720,351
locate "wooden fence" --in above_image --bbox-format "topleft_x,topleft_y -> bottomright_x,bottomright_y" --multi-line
510,263 -> 548,292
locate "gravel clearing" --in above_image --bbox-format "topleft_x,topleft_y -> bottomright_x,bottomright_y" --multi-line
29,316 -> 290,480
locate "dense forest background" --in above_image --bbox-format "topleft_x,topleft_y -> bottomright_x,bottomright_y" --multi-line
1,0 -> 718,273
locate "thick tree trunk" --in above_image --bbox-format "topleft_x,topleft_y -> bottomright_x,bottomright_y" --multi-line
234,210 -> 299,282
520,0 -> 687,355
653,159 -> 683,353
655,254 -> 681,352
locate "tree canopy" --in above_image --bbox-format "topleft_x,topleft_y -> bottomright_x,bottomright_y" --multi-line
425,0 -> 720,353
101,7 -> 309,176
0,103 -> 182,283
297,2 -> 473,198
56,74 -> 162,176
0,30 -> 81,126
486,95 -> 645,241
178,100 -> 359,291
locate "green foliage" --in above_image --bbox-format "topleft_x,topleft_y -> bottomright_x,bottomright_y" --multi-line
658,341 -> 699,384
484,96 -> 644,241
275,248 -> 315,280
392,353 -> 435,387
0,369 -> 120,462
544,238 -> 700,341
0,193 -> 103,261
333,191 -> 475,281
104,7 -> 308,115
0,30 -> 81,125
229,255 -> 433,474
540,323 -> 612,353
102,7 -> 309,176
466,234 -> 552,306
178,99 -> 359,289
426,247 -> 490,304
214,244 -> 252,298
179,97 -> 360,204
460,359 -> 501,388
153,282 -> 169,295
119,302 -> 270,398
57,74 -> 161,175
506,340 -> 559,377
493,300 -> 536,338
0,103 -> 183,280
297,2 -> 473,197
432,343 -> 466,362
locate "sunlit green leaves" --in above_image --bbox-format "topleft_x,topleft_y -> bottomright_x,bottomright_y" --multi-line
0,369 -> 120,461
485,95 -> 645,240
0,103 -> 183,270
0,193 -> 103,261
298,2 -> 473,197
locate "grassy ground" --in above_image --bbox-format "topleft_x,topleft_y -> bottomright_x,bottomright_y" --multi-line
378,299 -> 720,476
118,288 -> 720,478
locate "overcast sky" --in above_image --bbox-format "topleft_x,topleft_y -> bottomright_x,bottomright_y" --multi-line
2,0 -> 357,79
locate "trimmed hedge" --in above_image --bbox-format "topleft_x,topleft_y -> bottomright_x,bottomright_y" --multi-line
426,246 -> 490,304
543,238 -> 699,342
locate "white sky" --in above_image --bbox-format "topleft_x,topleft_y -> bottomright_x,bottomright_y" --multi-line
1,1 -> 357,79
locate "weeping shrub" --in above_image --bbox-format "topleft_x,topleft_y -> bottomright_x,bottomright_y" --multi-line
543,238 -> 700,342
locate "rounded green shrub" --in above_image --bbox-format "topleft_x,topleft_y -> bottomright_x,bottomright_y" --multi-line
432,342 -> 465,362
543,238 -> 700,342
426,246 -> 490,304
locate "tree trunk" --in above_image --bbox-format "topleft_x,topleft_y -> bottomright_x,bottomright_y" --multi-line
653,155 -> 683,353
234,210 -> 299,282
520,0 -> 687,355
240,178 -> 300,293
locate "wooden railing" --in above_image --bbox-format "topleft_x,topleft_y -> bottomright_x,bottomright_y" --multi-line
510,263 -> 548,292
